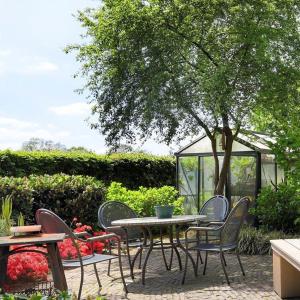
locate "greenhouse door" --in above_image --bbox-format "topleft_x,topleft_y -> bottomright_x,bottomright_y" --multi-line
177,156 -> 199,214
229,156 -> 257,206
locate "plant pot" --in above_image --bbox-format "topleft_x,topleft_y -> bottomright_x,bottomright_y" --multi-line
154,205 -> 174,219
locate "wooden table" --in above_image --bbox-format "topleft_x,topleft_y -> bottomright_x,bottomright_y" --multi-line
112,215 -> 206,284
0,233 -> 67,293
270,239 -> 300,298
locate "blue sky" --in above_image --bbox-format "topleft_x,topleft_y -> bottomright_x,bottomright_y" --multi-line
0,0 -> 178,154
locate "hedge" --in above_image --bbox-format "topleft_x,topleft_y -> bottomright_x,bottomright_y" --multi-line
0,174 -> 106,226
0,151 -> 175,189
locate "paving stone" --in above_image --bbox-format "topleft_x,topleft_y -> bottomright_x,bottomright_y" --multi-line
63,252 -> 281,300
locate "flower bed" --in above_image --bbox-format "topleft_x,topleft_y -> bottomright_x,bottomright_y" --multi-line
6,222 -> 106,284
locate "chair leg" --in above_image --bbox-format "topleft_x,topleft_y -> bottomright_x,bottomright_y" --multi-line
203,251 -> 208,275
181,245 -> 189,284
196,231 -> 203,265
117,240 -> 128,293
131,247 -> 142,271
93,263 -> 102,294
138,247 -> 143,269
77,266 -> 84,300
126,243 -> 134,279
107,242 -> 112,276
220,251 -> 230,285
221,252 -> 227,266
236,250 -> 245,276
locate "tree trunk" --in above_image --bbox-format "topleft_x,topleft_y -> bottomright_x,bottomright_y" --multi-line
211,136 -> 220,194
213,127 -> 234,195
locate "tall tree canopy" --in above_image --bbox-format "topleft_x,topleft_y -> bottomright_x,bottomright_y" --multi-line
68,0 -> 300,194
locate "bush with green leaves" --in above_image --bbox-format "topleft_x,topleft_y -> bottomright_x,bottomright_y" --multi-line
253,183 -> 300,233
106,182 -> 184,216
238,226 -> 299,255
0,150 -> 175,189
0,174 -> 106,226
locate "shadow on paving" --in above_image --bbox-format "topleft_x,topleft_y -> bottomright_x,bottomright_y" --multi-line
64,251 -> 282,299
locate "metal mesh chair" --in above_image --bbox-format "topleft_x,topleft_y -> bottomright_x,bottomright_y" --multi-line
189,195 -> 229,267
36,209 -> 127,299
199,195 -> 229,223
98,201 -> 146,279
183,197 -> 250,284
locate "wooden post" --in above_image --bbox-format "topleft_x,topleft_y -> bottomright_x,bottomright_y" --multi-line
47,243 -> 68,292
273,250 -> 300,298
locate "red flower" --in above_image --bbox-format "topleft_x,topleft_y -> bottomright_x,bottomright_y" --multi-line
5,219 -> 108,289
7,246 -> 48,282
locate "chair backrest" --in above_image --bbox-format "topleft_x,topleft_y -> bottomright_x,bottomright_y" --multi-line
35,208 -> 83,261
98,201 -> 141,240
199,195 -> 229,222
220,197 -> 250,248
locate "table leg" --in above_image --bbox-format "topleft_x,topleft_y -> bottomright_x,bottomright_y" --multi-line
160,226 -> 170,271
168,225 -> 182,271
142,226 -> 154,285
47,243 -> 68,292
175,225 -> 197,284
0,246 -> 9,293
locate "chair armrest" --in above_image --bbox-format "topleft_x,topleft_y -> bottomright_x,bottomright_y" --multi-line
74,231 -> 92,238
106,226 -> 123,231
86,233 -> 119,242
187,226 -> 221,232
208,221 -> 224,226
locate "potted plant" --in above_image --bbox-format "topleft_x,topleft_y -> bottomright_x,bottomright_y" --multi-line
154,204 -> 174,218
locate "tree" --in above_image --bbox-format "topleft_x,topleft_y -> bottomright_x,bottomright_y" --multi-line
22,138 -> 67,152
253,99 -> 300,185
107,143 -> 134,154
67,0 -> 300,194
68,146 -> 94,153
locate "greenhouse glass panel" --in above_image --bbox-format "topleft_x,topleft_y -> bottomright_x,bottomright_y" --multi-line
261,154 -> 276,187
199,156 -> 215,207
230,156 -> 256,205
178,156 -> 198,213
180,135 -> 253,154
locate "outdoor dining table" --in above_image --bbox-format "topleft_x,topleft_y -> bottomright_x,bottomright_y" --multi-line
112,214 -> 206,284
0,233 -> 67,293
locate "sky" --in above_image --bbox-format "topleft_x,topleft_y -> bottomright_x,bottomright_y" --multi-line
0,0 -> 182,154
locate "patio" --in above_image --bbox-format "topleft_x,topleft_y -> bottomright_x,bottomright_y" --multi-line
65,252 -> 279,299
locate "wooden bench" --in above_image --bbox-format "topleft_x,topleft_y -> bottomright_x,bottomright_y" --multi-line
270,239 -> 300,298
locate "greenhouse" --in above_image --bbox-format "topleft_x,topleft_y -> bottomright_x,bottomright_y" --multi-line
175,131 -> 284,213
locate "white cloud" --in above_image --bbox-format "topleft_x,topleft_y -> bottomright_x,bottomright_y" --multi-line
49,102 -> 91,116
0,50 -> 59,76
0,116 -> 38,129
0,115 -> 70,150
21,61 -> 59,75
0,49 -> 11,57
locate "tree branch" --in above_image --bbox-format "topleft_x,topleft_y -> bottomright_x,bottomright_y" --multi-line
164,22 -> 219,68
185,107 -> 213,139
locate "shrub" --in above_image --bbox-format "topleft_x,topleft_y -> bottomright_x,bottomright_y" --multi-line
0,150 -> 175,189
0,174 -> 106,226
253,183 -> 300,233
238,226 -> 299,255
106,182 -> 184,216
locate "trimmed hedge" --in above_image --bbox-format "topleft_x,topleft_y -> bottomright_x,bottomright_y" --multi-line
0,151 -> 175,189
0,174 -> 106,226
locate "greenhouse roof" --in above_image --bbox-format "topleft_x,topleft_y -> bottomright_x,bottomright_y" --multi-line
175,131 -> 275,155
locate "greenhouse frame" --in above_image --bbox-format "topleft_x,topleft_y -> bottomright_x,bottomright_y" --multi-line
175,131 -> 284,213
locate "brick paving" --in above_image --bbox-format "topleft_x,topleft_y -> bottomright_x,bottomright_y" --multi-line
64,251 -> 282,300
